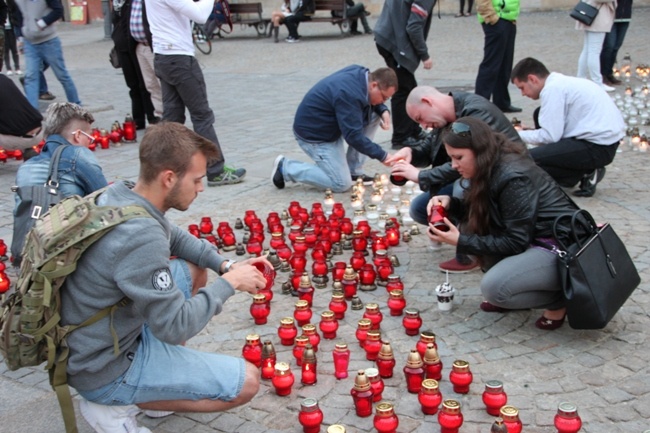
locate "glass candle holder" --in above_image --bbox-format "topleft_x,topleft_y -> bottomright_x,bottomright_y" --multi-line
253,261 -> 276,292
373,402 -> 399,433
350,370 -> 374,418
299,398 -> 323,433
250,293 -> 270,325
438,399 -> 463,433
349,251 -> 367,272
342,265 -> 359,299
418,378 -> 442,415
403,349 -> 425,394
482,380 -> 508,416
294,300 -> 313,327
332,261 -> 347,281
272,362 -> 294,396
449,360 -> 473,394
261,340 -> 276,380
416,331 -> 437,358
387,290 -> 406,316
356,318 -> 372,348
293,335 -> 309,366
554,402 -> 581,433
402,308 -> 422,336
241,334 -> 262,368
500,405 -> 523,433
376,340 -> 396,378
423,343 -> 443,381
329,292 -> 348,319
319,310 -> 339,339
364,330 -> 382,361
199,216 -> 214,235
385,274 -> 404,293
333,342 -> 350,379
363,302 -> 383,330
365,367 -> 384,402
301,344 -> 317,385
278,317 -> 298,346
297,273 -> 315,307
301,323 -> 321,352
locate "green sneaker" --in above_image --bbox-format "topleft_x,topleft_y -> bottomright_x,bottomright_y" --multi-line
207,166 -> 246,186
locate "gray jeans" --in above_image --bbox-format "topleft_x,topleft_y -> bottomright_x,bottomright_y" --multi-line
481,247 -> 565,310
154,54 -> 224,175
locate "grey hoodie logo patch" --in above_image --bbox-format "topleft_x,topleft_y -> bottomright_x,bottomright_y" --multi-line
152,267 -> 173,291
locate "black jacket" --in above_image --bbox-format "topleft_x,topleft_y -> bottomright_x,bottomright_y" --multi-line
414,91 -> 524,194
450,153 -> 579,265
111,0 -> 152,52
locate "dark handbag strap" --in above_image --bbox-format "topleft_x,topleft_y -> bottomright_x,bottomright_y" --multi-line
46,144 -> 68,190
553,209 -> 598,253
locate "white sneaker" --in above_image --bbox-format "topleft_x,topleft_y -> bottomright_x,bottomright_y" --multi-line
143,410 -> 174,418
602,84 -> 615,92
79,398 -> 152,433
16,69 -> 23,75
6,70 -> 13,76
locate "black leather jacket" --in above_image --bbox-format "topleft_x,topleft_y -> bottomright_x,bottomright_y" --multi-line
413,91 -> 524,194
449,153 -> 579,263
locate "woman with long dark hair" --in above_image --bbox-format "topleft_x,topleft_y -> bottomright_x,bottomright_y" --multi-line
427,117 -> 580,330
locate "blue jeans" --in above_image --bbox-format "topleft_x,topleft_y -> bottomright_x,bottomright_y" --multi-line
23,37 -> 80,108
600,22 -> 630,78
409,182 -> 456,225
77,259 -> 245,405
282,116 -> 381,192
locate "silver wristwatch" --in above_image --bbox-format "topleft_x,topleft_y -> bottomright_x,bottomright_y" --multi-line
222,259 -> 237,274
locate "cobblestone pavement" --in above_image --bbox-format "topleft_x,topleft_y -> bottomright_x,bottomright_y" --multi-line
1,8 -> 650,433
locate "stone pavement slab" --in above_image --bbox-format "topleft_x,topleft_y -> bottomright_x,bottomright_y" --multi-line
1,8 -> 649,433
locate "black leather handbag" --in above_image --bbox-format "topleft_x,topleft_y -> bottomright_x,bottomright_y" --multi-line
570,1 -> 600,26
554,210 -> 641,329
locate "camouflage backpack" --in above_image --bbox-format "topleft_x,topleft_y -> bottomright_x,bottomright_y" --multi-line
0,187 -> 150,433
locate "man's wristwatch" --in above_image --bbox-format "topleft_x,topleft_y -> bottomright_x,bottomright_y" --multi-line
222,259 -> 237,275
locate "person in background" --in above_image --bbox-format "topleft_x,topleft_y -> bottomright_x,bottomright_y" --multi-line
427,117 -> 580,330
0,74 -> 42,150
269,0 -> 292,42
456,0 -> 473,17
575,0 -> 616,92
4,4 -> 22,75
601,0 -> 632,85
511,57 -> 625,197
374,0 -> 436,150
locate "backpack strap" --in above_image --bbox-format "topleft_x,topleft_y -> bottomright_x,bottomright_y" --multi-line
46,144 -> 69,191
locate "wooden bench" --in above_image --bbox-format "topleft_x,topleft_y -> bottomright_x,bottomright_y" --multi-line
215,2 -> 271,37
305,0 -> 351,35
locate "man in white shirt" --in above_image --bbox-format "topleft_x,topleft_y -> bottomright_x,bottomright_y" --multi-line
144,0 -> 245,186
511,57 -> 625,197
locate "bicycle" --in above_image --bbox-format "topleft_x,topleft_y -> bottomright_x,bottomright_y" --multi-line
192,22 -> 212,55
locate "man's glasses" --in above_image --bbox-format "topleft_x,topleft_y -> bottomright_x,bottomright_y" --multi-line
378,87 -> 392,102
74,129 -> 96,145
449,122 -> 471,138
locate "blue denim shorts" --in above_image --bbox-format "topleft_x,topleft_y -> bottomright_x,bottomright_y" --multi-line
78,259 -> 245,405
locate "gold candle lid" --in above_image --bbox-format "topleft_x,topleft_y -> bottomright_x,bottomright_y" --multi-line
274,361 -> 291,375
294,335 -> 309,346
500,405 -> 520,421
280,317 -> 295,326
441,399 -> 461,414
406,349 -> 423,368
302,323 -> 316,334
357,318 -> 372,329
343,265 -> 357,281
300,273 -> 312,288
295,300 -> 309,310
378,341 -> 394,360
421,379 -> 440,393
388,290 -> 404,299
375,402 -> 394,416
335,342 -> 348,351
245,333 -> 260,343
353,370 -> 371,391
387,274 -> 401,282
253,293 -> 267,303
365,302 -> 379,312
331,292 -> 345,301
452,359 -> 470,372
404,307 -> 420,317
485,380 -> 504,393
419,330 -> 436,343
423,344 -> 440,363
321,310 -> 335,321
366,330 -> 381,341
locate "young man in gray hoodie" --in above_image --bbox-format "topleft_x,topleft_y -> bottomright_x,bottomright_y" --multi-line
61,122 -> 266,433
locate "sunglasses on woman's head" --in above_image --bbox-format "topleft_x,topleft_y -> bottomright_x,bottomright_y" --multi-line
449,122 -> 471,138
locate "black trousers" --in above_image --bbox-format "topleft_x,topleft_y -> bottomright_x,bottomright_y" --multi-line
376,44 -> 420,145
530,108 -> 619,187
474,19 -> 516,110
116,47 -> 155,128
284,12 -> 311,39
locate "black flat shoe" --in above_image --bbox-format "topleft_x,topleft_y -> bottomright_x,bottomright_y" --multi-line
500,105 -> 522,113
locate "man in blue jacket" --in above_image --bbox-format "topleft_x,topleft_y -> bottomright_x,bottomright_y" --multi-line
271,65 -> 399,193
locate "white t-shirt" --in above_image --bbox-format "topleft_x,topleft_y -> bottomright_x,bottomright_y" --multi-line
145,0 -> 213,56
